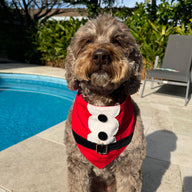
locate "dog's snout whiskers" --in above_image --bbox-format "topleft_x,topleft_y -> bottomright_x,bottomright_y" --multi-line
92,49 -> 111,66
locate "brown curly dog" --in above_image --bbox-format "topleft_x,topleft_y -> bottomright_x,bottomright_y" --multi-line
64,14 -> 146,192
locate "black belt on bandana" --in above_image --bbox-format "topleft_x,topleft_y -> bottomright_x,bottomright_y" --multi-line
72,130 -> 134,155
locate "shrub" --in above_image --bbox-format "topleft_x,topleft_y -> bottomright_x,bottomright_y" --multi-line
118,0 -> 192,71
27,18 -> 86,67
27,0 -> 191,71
125,15 -> 176,70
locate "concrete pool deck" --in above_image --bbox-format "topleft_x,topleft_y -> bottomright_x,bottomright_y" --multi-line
0,63 -> 192,192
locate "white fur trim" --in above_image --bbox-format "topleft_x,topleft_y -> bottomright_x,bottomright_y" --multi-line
87,104 -> 120,145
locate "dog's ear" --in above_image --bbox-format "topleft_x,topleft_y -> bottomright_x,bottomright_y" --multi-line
65,45 -> 79,91
125,45 -> 143,95
130,46 -> 143,75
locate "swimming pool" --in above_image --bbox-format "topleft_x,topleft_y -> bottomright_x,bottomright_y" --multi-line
0,73 -> 76,151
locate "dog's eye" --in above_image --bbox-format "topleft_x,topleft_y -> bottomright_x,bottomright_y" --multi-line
85,39 -> 92,45
79,37 -> 94,50
111,38 -> 121,46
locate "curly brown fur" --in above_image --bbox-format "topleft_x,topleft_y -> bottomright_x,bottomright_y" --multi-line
64,14 -> 146,192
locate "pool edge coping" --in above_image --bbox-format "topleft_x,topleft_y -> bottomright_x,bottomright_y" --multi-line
0,63 -> 66,80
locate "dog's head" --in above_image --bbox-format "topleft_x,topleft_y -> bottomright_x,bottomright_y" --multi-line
65,15 -> 142,95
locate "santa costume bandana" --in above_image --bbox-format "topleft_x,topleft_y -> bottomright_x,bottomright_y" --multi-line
71,91 -> 135,169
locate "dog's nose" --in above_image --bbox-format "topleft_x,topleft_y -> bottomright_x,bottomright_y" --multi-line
92,49 -> 111,65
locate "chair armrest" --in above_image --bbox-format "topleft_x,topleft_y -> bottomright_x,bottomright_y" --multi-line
190,67 -> 192,82
154,56 -> 159,69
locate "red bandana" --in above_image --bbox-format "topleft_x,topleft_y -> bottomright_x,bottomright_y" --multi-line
71,91 -> 135,169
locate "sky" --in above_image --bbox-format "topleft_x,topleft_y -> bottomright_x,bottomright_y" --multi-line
67,0 -> 163,8
105,0 -> 163,7
112,0 -> 150,7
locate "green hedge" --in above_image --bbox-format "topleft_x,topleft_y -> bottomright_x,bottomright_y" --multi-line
27,18 -> 86,67
115,0 -> 192,70
27,0 -> 192,69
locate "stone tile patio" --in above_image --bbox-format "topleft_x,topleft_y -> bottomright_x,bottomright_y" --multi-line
0,63 -> 192,192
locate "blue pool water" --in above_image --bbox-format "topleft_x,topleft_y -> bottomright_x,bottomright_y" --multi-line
0,73 -> 76,151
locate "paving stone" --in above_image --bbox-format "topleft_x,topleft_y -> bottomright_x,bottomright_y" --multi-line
0,136 -> 68,192
145,130 -> 177,162
172,118 -> 192,137
169,107 -> 192,122
138,102 -> 156,118
149,108 -> 174,132
138,83 -> 191,107
146,129 -> 192,168
37,121 -> 66,145
170,135 -> 192,168
142,157 -> 182,192
141,116 -> 153,135
180,166 -> 192,192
